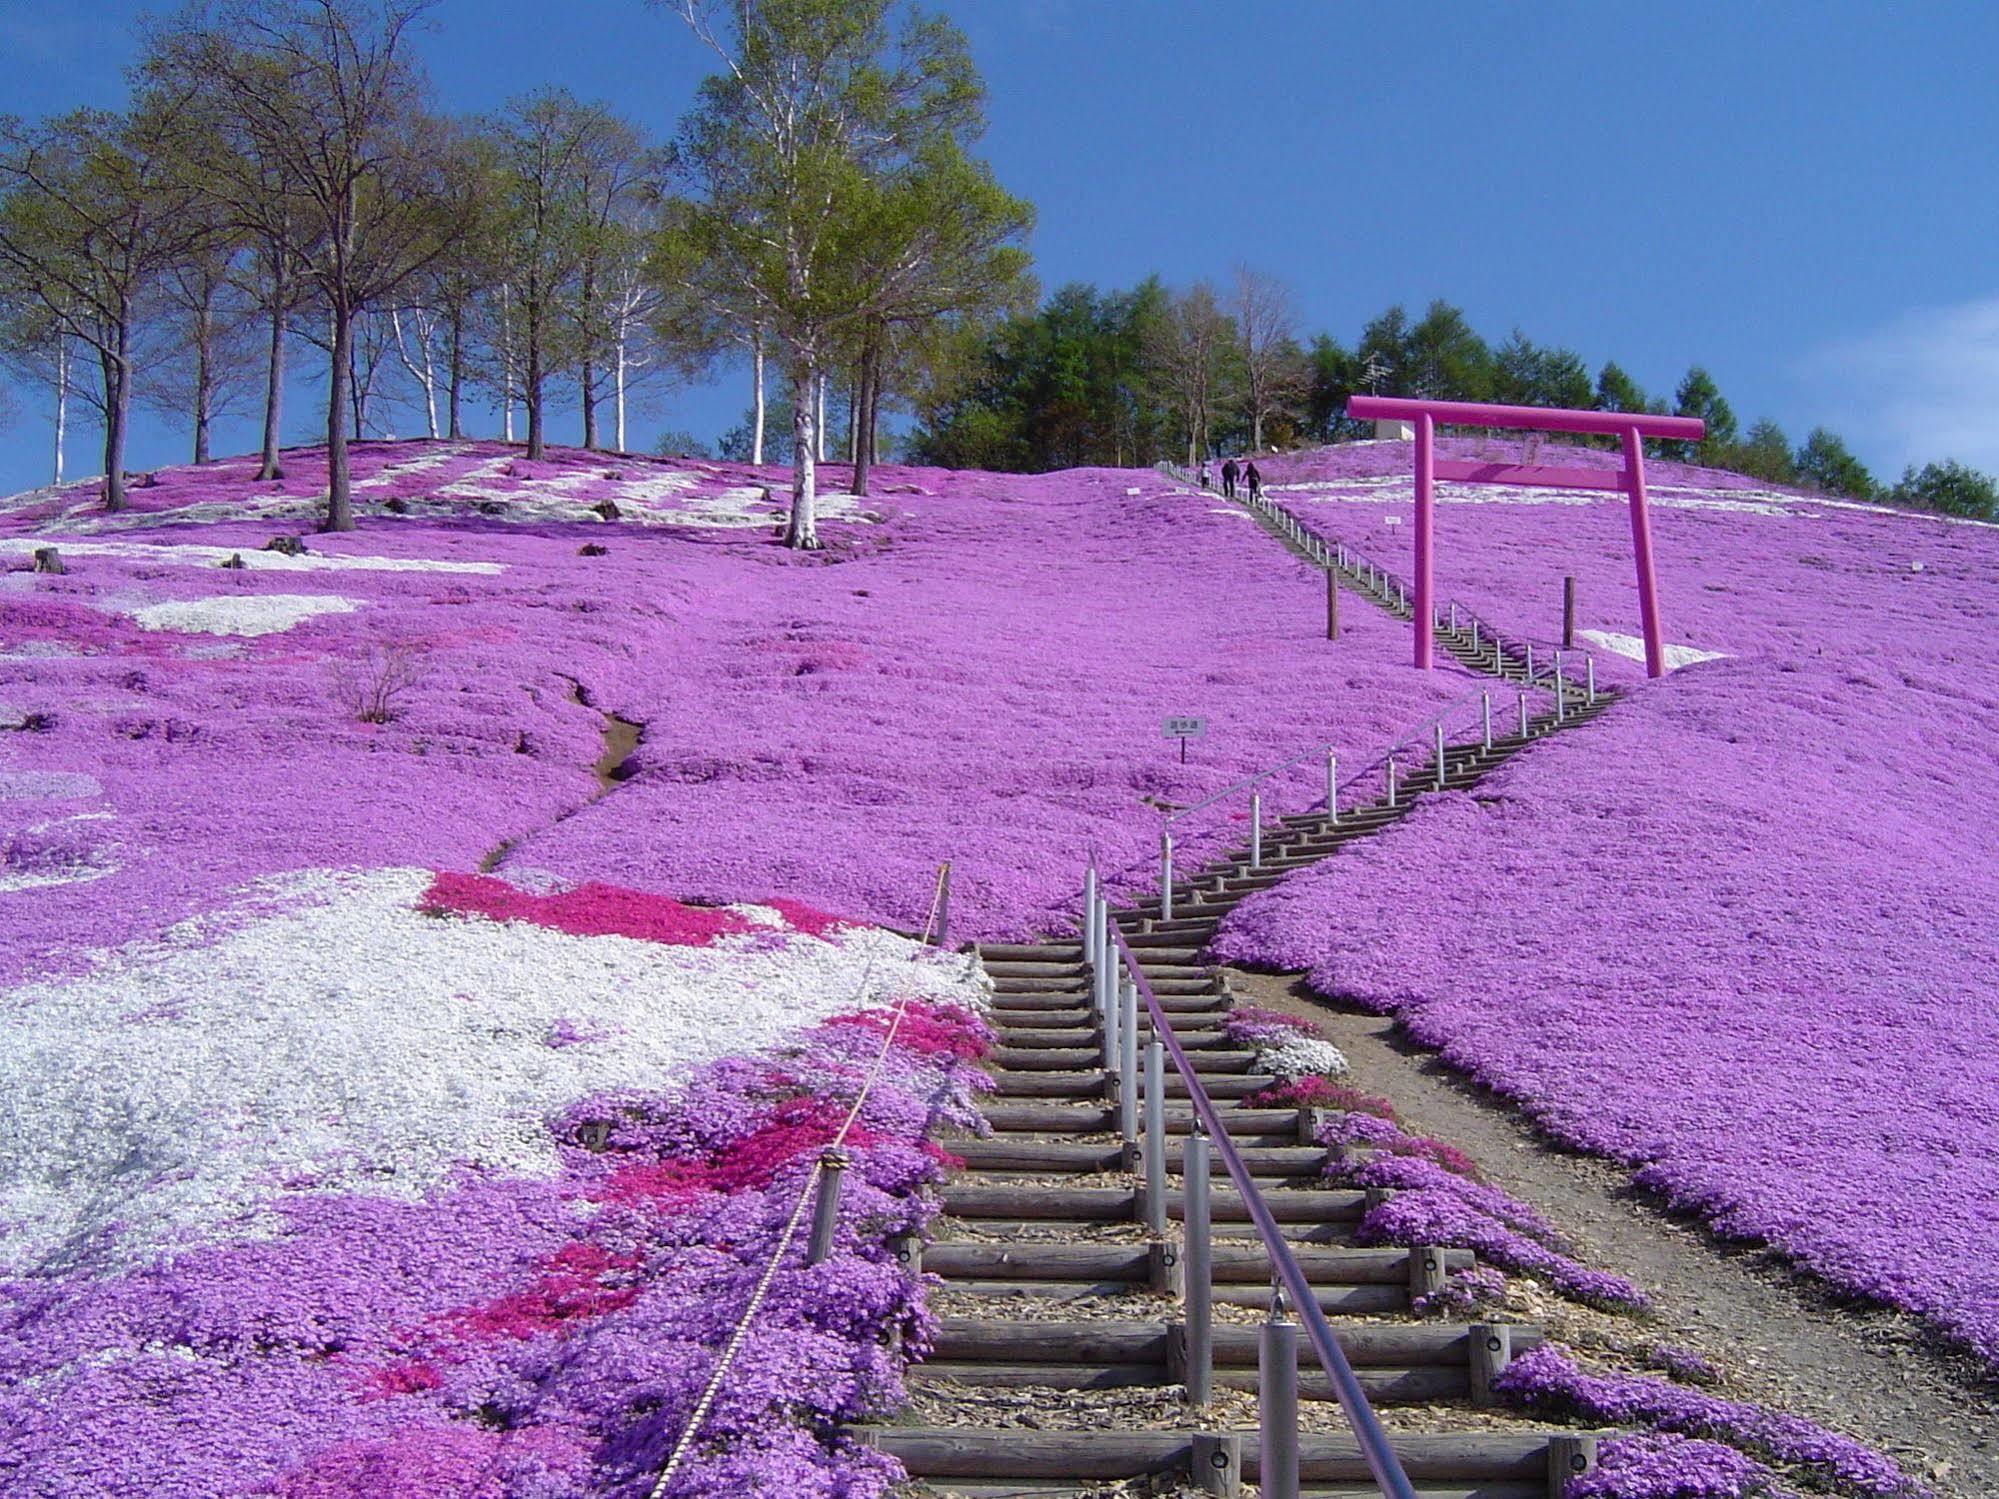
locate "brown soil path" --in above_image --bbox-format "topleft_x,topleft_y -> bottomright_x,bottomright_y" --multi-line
1233,970 -> 1999,1498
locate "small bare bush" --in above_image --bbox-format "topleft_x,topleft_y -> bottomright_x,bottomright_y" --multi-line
332,643 -> 429,725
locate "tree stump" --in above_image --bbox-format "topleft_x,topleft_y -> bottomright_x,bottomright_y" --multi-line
31,547 -> 64,575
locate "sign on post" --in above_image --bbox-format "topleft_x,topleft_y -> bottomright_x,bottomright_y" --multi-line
1162,716 -> 1206,764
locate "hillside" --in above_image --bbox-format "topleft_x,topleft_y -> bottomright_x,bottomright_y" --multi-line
1215,438 -> 1999,1366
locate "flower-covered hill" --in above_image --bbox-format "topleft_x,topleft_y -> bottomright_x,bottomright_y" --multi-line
1216,438 -> 1999,1368
0,438 -> 1465,984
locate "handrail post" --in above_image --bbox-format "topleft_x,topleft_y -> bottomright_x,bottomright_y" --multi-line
1324,749 -> 1338,826
1518,691 -> 1530,740
1082,868 -> 1098,962
1434,723 -> 1447,791
1470,617 -> 1479,651
1386,755 -> 1397,808
1249,792 -> 1262,871
1524,641 -> 1534,684
1261,1285 -> 1301,1499
1101,939 -> 1121,1078
1184,1126 -> 1213,1406
1160,831 -> 1175,923
1481,692 -> 1492,753
1118,977 -> 1140,1146
1144,1040 -> 1167,1235
1587,654 -> 1597,704
936,861 -> 951,947
806,1149 -> 846,1265
1553,650 -> 1565,723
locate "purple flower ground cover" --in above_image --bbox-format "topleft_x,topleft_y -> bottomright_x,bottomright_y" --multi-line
1,440 -> 1465,983
1217,438 -> 1999,1368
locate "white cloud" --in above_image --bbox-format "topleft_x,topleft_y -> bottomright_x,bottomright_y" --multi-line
1803,297 -> 1999,475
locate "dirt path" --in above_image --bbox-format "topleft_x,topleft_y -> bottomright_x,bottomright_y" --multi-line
479,679 -> 642,873
1232,969 -> 1999,1498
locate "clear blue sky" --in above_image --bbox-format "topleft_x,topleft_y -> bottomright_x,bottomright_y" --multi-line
4,0 -> 1997,493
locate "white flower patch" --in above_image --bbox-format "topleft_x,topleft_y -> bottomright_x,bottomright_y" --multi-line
0,866 -> 988,1276
0,538 -> 503,575
131,594 -> 361,637
1578,629 -> 1729,670
0,771 -> 102,800
1256,1036 -> 1350,1081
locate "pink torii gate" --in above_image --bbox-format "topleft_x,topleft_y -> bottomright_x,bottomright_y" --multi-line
1346,395 -> 1706,679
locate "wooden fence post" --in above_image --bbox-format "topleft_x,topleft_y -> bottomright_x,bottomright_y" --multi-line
1563,575 -> 1576,649
1326,570 -> 1339,640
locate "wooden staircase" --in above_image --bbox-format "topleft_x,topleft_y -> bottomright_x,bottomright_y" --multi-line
855,932 -> 1602,1496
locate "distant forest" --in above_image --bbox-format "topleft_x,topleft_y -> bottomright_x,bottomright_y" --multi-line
907,277 -> 1997,520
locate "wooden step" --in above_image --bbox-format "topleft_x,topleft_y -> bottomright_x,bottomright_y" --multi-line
986,1071 -> 1277,1100
989,1048 -> 1256,1074
937,1185 -> 1368,1224
951,1140 -> 1327,1176
922,1242 -> 1468,1289
976,1103 -> 1303,1136
987,1026 -> 1233,1050
851,1427 -> 1591,1489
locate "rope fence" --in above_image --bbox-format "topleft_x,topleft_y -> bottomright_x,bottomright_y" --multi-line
646,862 -> 953,1498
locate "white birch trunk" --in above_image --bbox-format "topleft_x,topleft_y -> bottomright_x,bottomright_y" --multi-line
53,334 -> 68,486
614,326 -> 628,453
500,283 -> 517,443
815,372 -> 827,463
787,360 -> 818,548
751,330 -> 766,465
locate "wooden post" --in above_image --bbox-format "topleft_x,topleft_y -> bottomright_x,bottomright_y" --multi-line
1325,569 -> 1339,640
1148,1238 -> 1184,1297
887,1231 -> 924,1274
1191,1432 -> 1242,1497
1469,1322 -> 1512,1406
1410,1245 -> 1448,1302
1562,574 -> 1576,649
1547,1434 -> 1599,1497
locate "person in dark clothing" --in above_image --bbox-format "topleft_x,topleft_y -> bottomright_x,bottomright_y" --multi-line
1244,460 -> 1263,500
1220,458 -> 1239,498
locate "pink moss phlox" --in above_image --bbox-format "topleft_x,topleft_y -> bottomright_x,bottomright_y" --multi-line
421,871 -> 758,946
1218,1003 -> 1321,1049
1243,1075 -> 1397,1116
1499,1345 -> 1925,1497
1568,1433 -> 1796,1499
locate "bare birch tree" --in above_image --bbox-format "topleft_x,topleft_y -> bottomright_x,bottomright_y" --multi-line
1231,264 -> 1304,451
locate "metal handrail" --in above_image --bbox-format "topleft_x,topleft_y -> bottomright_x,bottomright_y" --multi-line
1163,740 -> 1329,826
1105,920 -> 1419,1499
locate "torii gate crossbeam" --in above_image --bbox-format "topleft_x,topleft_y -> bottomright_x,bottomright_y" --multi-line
1346,396 -> 1706,679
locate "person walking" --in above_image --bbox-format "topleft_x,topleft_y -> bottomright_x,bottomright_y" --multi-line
1197,460 -> 1211,490
1244,460 -> 1263,501
1221,457 -> 1239,499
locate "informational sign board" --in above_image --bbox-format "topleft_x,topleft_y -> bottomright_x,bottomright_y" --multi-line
1161,716 -> 1206,740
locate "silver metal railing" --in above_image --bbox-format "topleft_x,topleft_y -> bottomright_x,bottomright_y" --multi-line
1077,859 -> 1421,1499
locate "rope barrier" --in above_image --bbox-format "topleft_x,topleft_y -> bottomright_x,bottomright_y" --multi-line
646,863 -> 953,1498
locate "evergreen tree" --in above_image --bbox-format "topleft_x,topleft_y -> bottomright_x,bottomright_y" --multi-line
1594,361 -> 1649,414
1888,460 -> 1997,519
1793,427 -> 1876,499
1672,366 -> 1737,464
1733,419 -> 1796,485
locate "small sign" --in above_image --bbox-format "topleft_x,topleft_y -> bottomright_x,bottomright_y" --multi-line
1161,716 -> 1207,740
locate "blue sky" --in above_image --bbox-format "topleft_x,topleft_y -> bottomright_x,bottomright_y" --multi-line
3,0 -> 1996,492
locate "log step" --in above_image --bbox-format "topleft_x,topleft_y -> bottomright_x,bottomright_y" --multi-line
913,1360 -> 1466,1403
921,1242 -> 1461,1288
851,1426 -> 1591,1487
976,1103 -> 1302,1136
990,992 -> 1224,1014
928,1319 -> 1531,1369
987,1026 -> 1233,1050
986,1072 -> 1276,1100
991,1048 -> 1257,1074
937,1185 -> 1368,1224
951,1140 -> 1327,1176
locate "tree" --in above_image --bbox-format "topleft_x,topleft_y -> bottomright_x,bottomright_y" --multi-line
1145,281 -> 1237,467
1491,331 -> 1592,410
561,107 -> 661,451
1230,265 -> 1304,451
1731,418 -> 1796,485
1887,459 -> 1997,520
0,287 -> 79,484
144,225 -> 260,462
0,98 -> 210,510
165,0 -> 474,530
1405,300 -> 1492,402
1672,366 -> 1737,465
1793,427 -> 1876,500
1594,361 -> 1650,415
669,0 -> 989,547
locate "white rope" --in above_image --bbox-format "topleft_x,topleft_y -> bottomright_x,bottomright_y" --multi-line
645,865 -> 952,1497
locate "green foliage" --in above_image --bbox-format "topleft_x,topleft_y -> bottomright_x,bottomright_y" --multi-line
1593,361 -> 1650,415
1793,427 -> 1876,500
1887,459 -> 1998,519
1672,365 -> 1737,464
1728,419 -> 1796,485
652,427 -> 711,459
907,278 -> 1168,470
1492,331 -> 1591,410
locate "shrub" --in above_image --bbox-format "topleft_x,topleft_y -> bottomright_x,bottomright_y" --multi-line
331,643 -> 428,725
